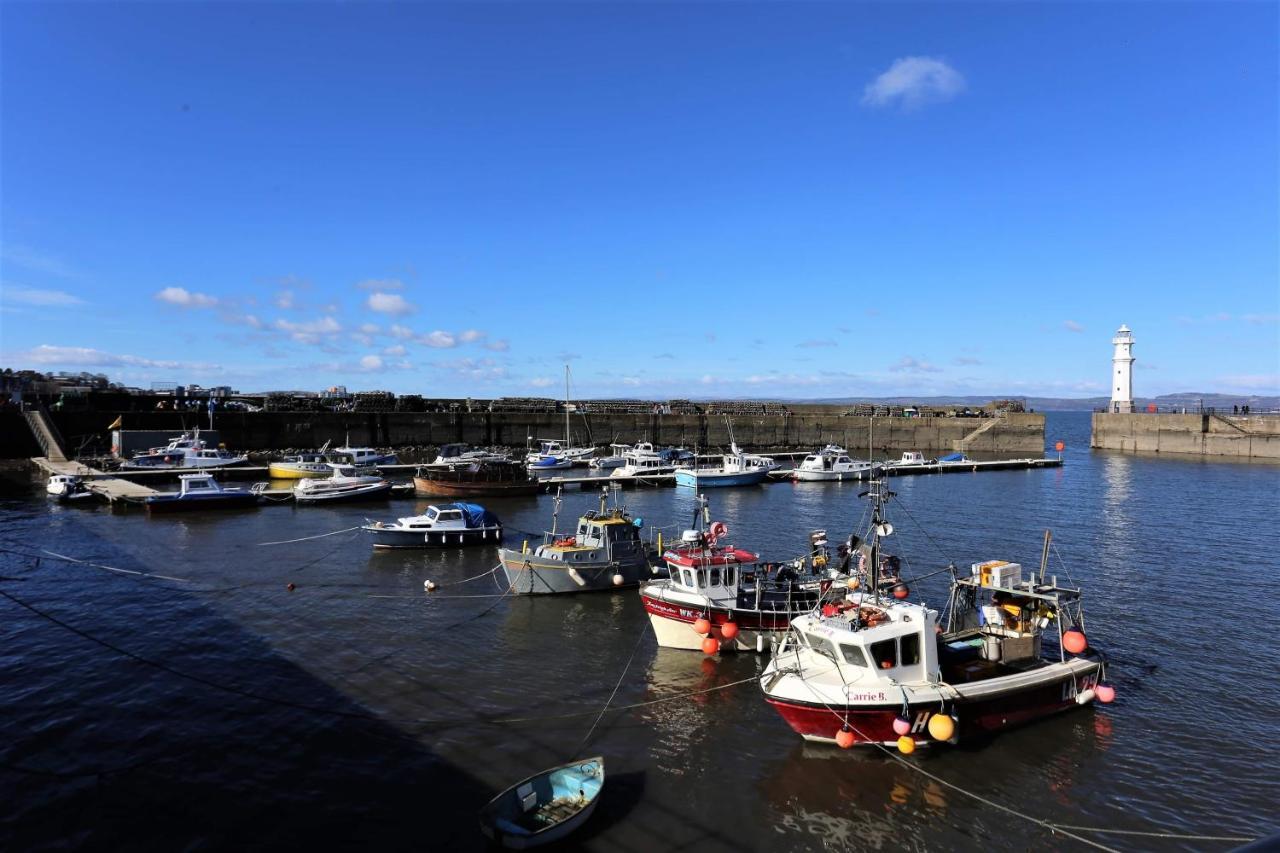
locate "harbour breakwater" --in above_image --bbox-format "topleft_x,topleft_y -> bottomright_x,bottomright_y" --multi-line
1090,412 -> 1280,459
3,409 -> 1047,459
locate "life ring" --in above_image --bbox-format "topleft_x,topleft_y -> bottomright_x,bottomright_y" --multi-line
708,521 -> 728,544
554,536 -> 576,547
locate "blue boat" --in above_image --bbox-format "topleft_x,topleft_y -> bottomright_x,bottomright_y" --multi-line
674,443 -> 776,489
479,756 -> 604,849
144,473 -> 258,514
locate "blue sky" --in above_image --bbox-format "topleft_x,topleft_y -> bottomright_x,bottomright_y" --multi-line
2,2 -> 1276,398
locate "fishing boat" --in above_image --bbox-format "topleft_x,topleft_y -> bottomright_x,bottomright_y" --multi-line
413,459 -> 541,498
609,442 -> 687,478
524,366 -> 595,469
674,442 -> 775,488
641,499 -> 851,652
497,488 -> 658,594
268,440 -> 345,479
121,429 -> 248,470
431,443 -> 510,465
478,756 -> 604,849
293,464 -> 392,503
759,475 -> 1111,750
363,502 -> 502,548
792,445 -> 874,482
46,474 -> 95,502
145,473 -> 259,513
886,451 -> 932,468
589,443 -> 631,469
332,439 -> 398,467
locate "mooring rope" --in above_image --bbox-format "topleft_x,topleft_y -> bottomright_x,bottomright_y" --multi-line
257,526 -> 363,546
37,549 -> 195,584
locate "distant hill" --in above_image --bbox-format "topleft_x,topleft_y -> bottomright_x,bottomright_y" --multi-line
805,393 -> 1279,411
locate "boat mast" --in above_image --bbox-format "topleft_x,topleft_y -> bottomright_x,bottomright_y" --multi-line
564,364 -> 571,448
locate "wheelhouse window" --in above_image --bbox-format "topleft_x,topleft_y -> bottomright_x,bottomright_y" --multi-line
900,633 -> 920,666
870,639 -> 897,669
724,567 -> 736,587
680,569 -> 694,588
841,644 -> 868,667
709,568 -> 721,586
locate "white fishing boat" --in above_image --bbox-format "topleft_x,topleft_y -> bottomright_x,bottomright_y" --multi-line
674,442 -> 776,488
589,443 -> 630,469
525,366 -> 595,469
431,443 -> 510,466
363,502 -> 502,548
121,429 -> 248,470
269,440 -> 345,479
46,474 -> 95,502
294,464 -> 392,503
792,445 -> 874,482
759,476 -> 1112,751
333,438 -> 398,467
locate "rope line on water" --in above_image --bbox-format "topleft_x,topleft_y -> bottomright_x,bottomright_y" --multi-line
573,614 -> 651,756
1045,825 -> 1254,843
257,526 -> 362,546
38,549 -> 195,584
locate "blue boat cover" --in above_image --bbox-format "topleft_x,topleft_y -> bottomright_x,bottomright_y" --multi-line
446,502 -> 499,527
938,452 -> 967,462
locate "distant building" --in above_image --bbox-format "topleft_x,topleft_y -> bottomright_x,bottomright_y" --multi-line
1110,325 -> 1135,413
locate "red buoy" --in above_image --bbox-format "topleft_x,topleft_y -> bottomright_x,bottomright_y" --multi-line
835,727 -> 856,749
693,616 -> 711,636
701,636 -> 720,655
721,621 -> 739,641
1062,629 -> 1088,654
892,716 -> 912,736
1096,683 -> 1116,703
892,584 -> 910,599
286,582 -> 296,592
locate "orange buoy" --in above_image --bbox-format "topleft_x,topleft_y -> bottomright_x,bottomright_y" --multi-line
897,736 -> 916,755
701,636 -> 720,655
835,727 -> 856,749
1062,629 -> 1088,654
721,621 -> 740,641
927,713 -> 956,741
1054,440 -> 1065,452
1096,683 -> 1116,703
892,584 -> 910,599
693,616 -> 711,635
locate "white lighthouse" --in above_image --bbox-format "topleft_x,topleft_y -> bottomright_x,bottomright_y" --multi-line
1110,324 -> 1135,413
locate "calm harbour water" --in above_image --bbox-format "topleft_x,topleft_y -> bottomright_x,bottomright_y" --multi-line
2,412 -> 1277,851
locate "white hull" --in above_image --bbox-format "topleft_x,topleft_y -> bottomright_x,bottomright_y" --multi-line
791,466 -> 872,482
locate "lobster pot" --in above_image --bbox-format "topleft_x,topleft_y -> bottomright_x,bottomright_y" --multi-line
972,561 -> 1023,588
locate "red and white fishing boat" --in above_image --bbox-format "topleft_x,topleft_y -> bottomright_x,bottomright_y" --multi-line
760,476 -> 1114,751
639,497 -> 847,653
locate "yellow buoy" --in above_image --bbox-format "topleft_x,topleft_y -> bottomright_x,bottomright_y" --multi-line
897,736 -> 916,754
927,713 -> 955,741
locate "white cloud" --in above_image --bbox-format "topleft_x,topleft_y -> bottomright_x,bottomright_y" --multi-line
434,357 -> 507,381
359,354 -> 383,371
889,356 -> 942,373
384,344 -> 407,356
530,377 -> 554,388
389,324 -> 414,340
155,286 -> 218,308
954,356 -> 982,366
2,285 -> 85,307
274,315 -> 342,345
15,344 -> 217,371
366,292 -> 414,315
1,245 -> 81,278
274,290 -> 295,309
484,339 -> 510,352
459,329 -> 486,343
1063,320 -> 1085,333
360,323 -> 381,334
862,56 -> 965,110
420,330 -> 457,348
356,278 -> 404,291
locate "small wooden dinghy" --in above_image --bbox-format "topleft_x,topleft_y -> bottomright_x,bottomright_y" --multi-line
479,756 -> 604,849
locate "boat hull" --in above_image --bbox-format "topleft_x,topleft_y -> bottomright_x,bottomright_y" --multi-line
268,463 -> 332,479
640,592 -> 798,651
365,526 -> 502,548
478,757 -> 603,850
498,552 -> 654,594
674,469 -> 769,488
791,467 -> 871,482
764,661 -> 1103,746
295,483 -> 392,504
145,493 -> 259,514
413,477 -> 541,498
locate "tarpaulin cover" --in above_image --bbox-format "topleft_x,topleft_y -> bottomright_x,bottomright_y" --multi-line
448,502 -> 500,527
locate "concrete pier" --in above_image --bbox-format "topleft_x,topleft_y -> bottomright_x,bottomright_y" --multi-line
1090,413 -> 1280,459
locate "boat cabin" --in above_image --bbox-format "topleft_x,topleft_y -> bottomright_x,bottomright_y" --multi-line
798,598 -> 943,687
177,473 -> 225,496
897,452 -> 926,465
537,508 -> 645,563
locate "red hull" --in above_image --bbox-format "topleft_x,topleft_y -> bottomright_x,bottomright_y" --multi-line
640,594 -> 796,634
767,666 -> 1100,746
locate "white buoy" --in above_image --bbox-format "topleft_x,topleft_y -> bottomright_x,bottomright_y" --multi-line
424,580 -> 437,591
612,573 -> 625,586
1075,688 -> 1096,705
